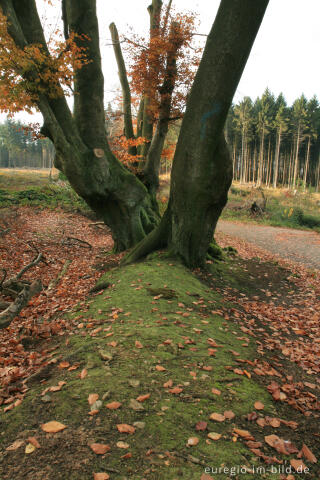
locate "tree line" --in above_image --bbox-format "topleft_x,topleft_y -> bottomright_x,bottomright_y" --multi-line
226,89 -> 320,190
0,118 -> 54,169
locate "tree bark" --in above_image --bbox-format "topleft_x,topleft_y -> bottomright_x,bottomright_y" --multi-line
109,22 -> 136,156
125,0 -> 269,267
273,127 -> 281,188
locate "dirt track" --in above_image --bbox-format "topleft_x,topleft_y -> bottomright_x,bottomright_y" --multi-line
217,220 -> 320,270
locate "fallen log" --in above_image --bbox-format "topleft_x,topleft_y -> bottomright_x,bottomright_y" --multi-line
0,279 -> 42,329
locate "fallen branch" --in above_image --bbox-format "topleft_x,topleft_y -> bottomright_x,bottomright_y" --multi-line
63,237 -> 92,249
47,260 -> 71,291
0,279 -> 42,329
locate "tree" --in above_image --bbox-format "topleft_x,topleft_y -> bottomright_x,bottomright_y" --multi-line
273,93 -> 289,188
291,94 -> 308,187
0,0 -> 269,267
234,97 -> 253,183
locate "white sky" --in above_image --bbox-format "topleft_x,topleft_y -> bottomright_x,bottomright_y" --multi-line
2,0 -> 320,123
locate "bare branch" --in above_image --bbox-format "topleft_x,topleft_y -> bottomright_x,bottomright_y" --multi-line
0,280 -> 42,329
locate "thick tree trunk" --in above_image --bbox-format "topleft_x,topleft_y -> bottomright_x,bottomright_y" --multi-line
125,0 -> 269,267
1,0 -> 159,251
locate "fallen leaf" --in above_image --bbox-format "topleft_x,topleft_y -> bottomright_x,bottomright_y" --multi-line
117,424 -> 135,434
233,428 -> 254,440
155,365 -> 166,371
25,443 -> 36,454
195,421 -> 207,431
290,459 -> 307,471
27,437 -> 40,449
59,361 -> 70,369
88,394 -> 99,405
207,432 -> 221,440
209,413 -> 225,422
90,443 -> 110,455
301,444 -> 317,463
116,441 -> 129,449
6,439 -> 24,451
135,340 -> 143,348
169,387 -> 183,394
187,437 -> 199,446
211,388 -> 221,396
93,473 -> 110,480
224,410 -> 235,420
163,379 -> 173,388
136,394 -> 150,402
41,421 -> 67,433
254,401 -> 264,410
106,401 -> 122,410
80,368 -> 87,379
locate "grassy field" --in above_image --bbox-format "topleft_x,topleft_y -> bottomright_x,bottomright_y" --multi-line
1,169 -> 320,232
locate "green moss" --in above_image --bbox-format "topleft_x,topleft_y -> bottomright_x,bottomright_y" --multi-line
0,257 -> 289,479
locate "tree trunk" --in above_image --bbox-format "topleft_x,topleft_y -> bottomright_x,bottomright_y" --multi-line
109,22 -> 136,156
125,0 -> 269,267
293,124 -> 301,188
273,127 -> 281,188
303,135 -> 311,191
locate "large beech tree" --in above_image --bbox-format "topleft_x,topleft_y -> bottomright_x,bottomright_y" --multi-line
0,0 -> 269,267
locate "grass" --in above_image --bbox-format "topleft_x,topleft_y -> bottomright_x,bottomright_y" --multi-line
221,183 -> 320,232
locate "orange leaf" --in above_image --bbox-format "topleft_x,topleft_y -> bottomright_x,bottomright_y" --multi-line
169,387 -> 183,394
290,459 -> 307,472
59,361 -> 70,369
224,410 -> 235,420
187,437 -> 199,446
155,365 -> 166,371
210,413 -> 225,422
301,444 -> 317,463
93,474 -> 110,480
88,394 -> 99,405
233,428 -> 254,440
254,401 -> 264,410
27,437 -> 40,449
117,424 -> 135,434
207,432 -> 221,441
136,394 -> 150,402
135,340 -> 143,349
163,379 -> 173,388
80,368 -> 87,379
90,443 -> 111,455
211,388 -> 221,396
106,401 -> 122,410
41,421 -> 67,433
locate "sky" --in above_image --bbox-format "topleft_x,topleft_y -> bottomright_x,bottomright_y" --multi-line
2,0 -> 320,123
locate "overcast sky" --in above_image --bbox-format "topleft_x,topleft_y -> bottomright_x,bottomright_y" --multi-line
3,0 -> 320,123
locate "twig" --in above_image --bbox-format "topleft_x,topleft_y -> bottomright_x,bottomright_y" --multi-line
0,269 -> 7,289
16,252 -> 43,280
63,237 -> 92,249
47,260 -> 72,291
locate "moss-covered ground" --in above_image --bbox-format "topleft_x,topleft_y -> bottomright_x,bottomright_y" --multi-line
1,254 -> 319,479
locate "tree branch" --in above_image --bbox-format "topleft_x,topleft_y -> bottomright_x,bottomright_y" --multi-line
0,279 -> 42,329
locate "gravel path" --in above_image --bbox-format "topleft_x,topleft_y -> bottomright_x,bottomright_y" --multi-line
216,220 -> 320,270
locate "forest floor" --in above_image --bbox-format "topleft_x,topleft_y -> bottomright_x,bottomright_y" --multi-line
0,206 -> 319,480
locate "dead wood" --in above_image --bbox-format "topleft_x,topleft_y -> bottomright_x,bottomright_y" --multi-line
0,279 -> 42,329
47,260 -> 71,291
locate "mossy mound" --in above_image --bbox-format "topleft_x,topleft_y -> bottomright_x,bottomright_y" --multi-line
0,257 -> 306,479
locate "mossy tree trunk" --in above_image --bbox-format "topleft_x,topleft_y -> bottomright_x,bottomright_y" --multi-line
126,0 -> 269,267
1,0 -> 159,251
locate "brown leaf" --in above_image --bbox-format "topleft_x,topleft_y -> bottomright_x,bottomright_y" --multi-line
211,387 -> 221,396
155,365 -> 166,371
27,437 -> 40,449
136,393 -> 150,402
169,387 -> 183,394
88,393 -> 99,405
116,441 -> 129,449
187,437 -> 199,446
41,421 -> 67,433
93,474 -> 110,480
106,401 -> 122,410
290,459 -> 307,471
135,340 -> 143,348
207,432 -> 221,441
254,401 -> 264,410
233,428 -> 254,440
59,361 -> 70,369
80,368 -> 87,379
224,410 -> 235,420
163,379 -> 173,388
90,443 -> 110,455
209,413 -> 225,422
117,424 -> 135,434
195,421 -> 207,431
6,439 -> 24,451
301,444 -> 317,463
